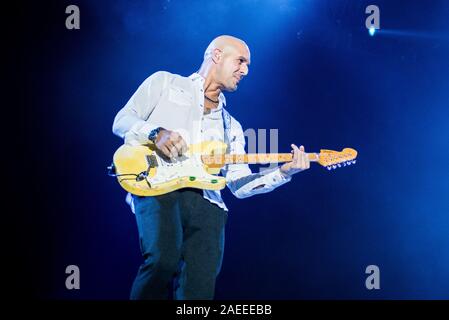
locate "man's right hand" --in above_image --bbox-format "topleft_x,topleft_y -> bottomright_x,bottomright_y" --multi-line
154,129 -> 188,159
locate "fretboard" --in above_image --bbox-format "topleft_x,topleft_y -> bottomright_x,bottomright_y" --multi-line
202,153 -> 319,165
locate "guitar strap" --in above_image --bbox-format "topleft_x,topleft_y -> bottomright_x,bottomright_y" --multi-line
221,107 -> 267,189
222,107 -> 235,154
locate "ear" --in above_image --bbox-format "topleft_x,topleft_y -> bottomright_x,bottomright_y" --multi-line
212,48 -> 222,64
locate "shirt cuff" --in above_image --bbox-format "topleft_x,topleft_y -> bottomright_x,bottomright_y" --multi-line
131,121 -> 160,142
262,167 -> 292,187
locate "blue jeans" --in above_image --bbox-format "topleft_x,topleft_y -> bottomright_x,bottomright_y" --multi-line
130,189 -> 227,300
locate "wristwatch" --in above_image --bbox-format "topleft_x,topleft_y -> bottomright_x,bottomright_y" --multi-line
148,127 -> 162,143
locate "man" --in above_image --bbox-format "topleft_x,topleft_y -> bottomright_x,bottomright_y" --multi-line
112,35 -> 310,300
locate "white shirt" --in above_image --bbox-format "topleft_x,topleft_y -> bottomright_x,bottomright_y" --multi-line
113,71 -> 291,212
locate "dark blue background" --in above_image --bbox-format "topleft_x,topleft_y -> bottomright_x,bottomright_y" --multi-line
14,0 -> 449,299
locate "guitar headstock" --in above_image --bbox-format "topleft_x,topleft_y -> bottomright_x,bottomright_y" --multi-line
318,148 -> 358,170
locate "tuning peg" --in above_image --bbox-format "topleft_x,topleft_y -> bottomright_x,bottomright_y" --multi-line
332,165 -> 337,169
327,166 -> 332,171
337,163 -> 341,168
343,162 -> 347,167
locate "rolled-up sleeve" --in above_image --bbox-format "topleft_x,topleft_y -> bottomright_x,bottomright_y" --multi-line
222,120 -> 292,199
112,71 -> 168,144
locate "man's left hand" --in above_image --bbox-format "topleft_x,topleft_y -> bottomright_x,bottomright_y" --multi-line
280,144 -> 310,177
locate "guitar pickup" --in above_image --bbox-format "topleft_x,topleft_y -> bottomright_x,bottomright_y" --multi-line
146,154 -> 158,168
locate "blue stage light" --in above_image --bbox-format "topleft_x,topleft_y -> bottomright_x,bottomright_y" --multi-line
369,27 -> 376,36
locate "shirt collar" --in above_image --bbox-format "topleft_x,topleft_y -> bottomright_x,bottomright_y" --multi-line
189,72 -> 227,108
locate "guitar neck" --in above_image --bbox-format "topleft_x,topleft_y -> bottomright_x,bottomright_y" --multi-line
202,153 -> 319,165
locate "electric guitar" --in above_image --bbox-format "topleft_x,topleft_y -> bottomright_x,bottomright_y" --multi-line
109,141 -> 357,196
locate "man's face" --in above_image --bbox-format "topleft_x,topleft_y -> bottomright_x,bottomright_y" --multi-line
215,44 -> 251,92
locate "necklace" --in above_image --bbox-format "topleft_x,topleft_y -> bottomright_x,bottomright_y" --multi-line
204,95 -> 219,104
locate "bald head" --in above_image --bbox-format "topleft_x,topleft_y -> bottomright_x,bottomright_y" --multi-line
201,35 -> 251,92
204,35 -> 250,62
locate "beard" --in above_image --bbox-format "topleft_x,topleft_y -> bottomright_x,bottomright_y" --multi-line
223,77 -> 239,92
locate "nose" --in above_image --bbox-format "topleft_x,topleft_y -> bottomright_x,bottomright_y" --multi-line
240,63 -> 249,76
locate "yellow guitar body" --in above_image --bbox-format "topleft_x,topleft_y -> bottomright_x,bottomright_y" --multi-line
112,140 -> 228,196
